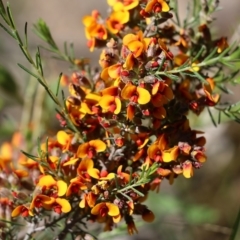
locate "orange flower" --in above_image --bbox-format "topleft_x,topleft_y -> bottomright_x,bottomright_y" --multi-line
83,11 -> 107,40
30,194 -> 55,209
117,165 -> 130,184
107,0 -> 139,11
47,198 -> 72,214
12,205 -> 34,218
99,86 -> 121,114
182,160 -> 193,178
125,215 -> 138,235
203,78 -> 220,106
148,134 -> 179,162
142,208 -> 155,222
79,192 -> 97,208
76,158 -> 94,181
191,147 -> 207,163
216,37 -> 228,53
56,131 -> 73,152
66,179 -> 87,196
145,0 -> 170,13
91,202 -> 121,223
106,10 -> 129,34
77,140 -> 106,158
130,133 -> 149,149
123,31 -> 146,58
152,106 -> 166,119
88,168 -> 115,180
0,142 -> 12,172
121,82 -> 151,104
151,81 -> 173,107
37,175 -> 68,198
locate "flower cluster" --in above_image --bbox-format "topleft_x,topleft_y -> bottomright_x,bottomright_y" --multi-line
1,0 -> 236,238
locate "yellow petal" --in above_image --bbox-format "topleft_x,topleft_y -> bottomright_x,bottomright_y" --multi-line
106,202 -> 120,216
137,87 -> 151,104
183,161 -> 193,178
55,198 -> 71,213
57,180 -> 67,196
57,131 -> 70,145
162,146 -> 179,162
88,168 -> 100,179
91,202 -> 105,215
38,175 -> 56,187
89,139 -> 107,152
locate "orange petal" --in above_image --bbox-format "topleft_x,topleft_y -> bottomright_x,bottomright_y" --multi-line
182,161 -> 193,178
108,64 -> 122,79
89,139 -> 107,152
127,105 -> 135,120
121,82 -> 136,100
91,202 -> 105,215
77,142 -> 89,158
128,41 -> 144,57
142,209 -> 155,222
78,158 -> 94,171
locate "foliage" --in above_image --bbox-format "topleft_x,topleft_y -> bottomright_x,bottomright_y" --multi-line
0,0 -> 239,239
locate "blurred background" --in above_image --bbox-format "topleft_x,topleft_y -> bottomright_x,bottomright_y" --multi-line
0,0 -> 240,239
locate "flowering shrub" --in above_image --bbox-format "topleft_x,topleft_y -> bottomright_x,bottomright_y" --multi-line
0,0 -> 240,239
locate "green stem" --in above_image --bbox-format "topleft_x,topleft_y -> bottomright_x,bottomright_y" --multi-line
230,208 -> 240,240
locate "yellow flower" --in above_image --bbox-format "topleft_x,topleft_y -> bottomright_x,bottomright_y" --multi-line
121,82 -> 151,104
123,31 -> 146,58
30,194 -> 55,210
151,81 -> 173,107
99,86 -> 121,114
37,175 -> 68,197
77,140 -> 107,158
91,202 -> 121,223
107,0 -> 139,11
145,0 -> 170,13
12,205 -> 34,218
106,10 -> 129,34
182,160 -> 193,178
83,10 -> 107,40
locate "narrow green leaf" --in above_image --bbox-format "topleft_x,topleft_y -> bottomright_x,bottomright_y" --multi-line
6,3 -> 15,28
192,45 -> 206,63
207,107 -> 217,127
161,73 -> 180,81
56,72 -> 62,96
204,47 -> 218,62
193,71 -> 206,82
17,63 -> 39,79
18,44 -> 33,63
24,22 -> 28,47
130,187 -> 144,197
0,22 -> 15,38
69,42 -> 75,59
0,218 -> 24,226
0,0 -> 6,15
230,208 -> 240,240
64,41 -> 68,56
218,110 -> 221,124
